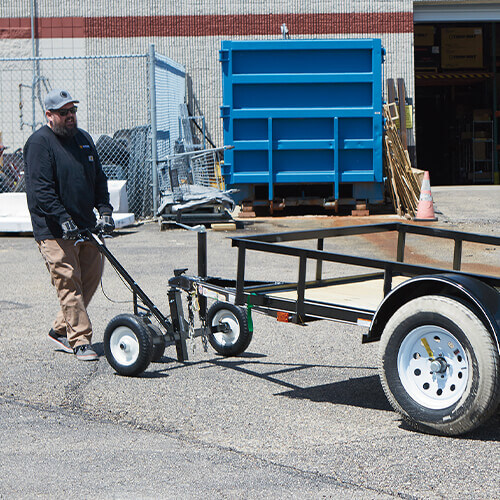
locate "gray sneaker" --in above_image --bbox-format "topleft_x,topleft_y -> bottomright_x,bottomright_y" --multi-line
73,344 -> 98,361
48,329 -> 73,353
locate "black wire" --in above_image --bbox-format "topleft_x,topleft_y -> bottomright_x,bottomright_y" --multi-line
98,252 -> 172,322
99,254 -> 134,304
186,108 -> 217,148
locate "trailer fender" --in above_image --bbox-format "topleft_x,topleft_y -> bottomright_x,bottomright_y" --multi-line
364,274 -> 500,353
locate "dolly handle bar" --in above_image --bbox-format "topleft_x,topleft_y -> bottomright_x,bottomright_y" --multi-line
78,229 -> 173,332
73,227 -> 111,244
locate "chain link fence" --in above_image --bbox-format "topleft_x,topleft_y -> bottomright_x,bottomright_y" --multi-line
154,53 -> 186,160
0,49 -> 186,218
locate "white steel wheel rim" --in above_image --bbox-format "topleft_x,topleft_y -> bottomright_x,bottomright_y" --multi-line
110,326 -> 140,366
397,325 -> 469,410
212,310 -> 239,347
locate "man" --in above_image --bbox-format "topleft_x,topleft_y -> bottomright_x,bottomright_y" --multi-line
24,89 -> 115,361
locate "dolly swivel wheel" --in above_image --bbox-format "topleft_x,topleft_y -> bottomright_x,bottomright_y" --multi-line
104,314 -> 154,376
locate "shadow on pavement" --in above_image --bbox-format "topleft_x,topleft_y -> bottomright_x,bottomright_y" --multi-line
102,349 -> 500,438
175,354 -> 387,412
278,374 -> 392,412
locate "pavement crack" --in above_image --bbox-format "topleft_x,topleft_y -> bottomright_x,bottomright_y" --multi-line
0,395 -> 418,499
61,362 -> 101,411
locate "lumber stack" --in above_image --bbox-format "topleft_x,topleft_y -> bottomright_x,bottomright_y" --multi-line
383,103 -> 421,218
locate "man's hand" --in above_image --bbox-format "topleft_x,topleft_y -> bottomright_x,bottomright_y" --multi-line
96,214 -> 115,234
61,219 -> 79,240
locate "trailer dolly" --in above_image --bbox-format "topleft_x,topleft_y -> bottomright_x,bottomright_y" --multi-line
87,223 -> 500,436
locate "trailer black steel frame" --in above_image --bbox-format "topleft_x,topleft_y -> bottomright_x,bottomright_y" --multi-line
90,222 -> 500,436
90,222 -> 500,360
187,222 -> 500,349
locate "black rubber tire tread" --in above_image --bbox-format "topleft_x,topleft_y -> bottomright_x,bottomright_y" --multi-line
148,323 -> 166,362
206,302 -> 252,356
379,295 -> 500,436
104,313 -> 154,376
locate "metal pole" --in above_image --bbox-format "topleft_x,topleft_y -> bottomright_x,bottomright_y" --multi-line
396,227 -> 406,262
149,43 -> 159,215
493,23 -> 498,184
453,239 -> 463,271
197,231 -> 207,278
30,0 -> 37,132
315,238 -> 323,281
197,230 -> 207,321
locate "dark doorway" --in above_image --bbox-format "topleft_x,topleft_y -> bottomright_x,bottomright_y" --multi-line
414,22 -> 496,185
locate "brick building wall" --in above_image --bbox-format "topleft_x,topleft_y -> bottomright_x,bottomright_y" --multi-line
0,1 -> 414,148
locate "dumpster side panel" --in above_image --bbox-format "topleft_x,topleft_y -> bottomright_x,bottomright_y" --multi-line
220,39 -> 384,204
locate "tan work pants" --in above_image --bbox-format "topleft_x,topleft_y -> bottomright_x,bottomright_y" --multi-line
38,238 -> 103,348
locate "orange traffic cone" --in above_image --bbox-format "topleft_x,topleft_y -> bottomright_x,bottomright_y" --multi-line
414,171 -> 438,221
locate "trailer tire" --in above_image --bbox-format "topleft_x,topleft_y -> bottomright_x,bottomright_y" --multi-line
207,302 -> 252,356
147,323 -> 166,362
379,295 -> 500,435
104,314 -> 154,376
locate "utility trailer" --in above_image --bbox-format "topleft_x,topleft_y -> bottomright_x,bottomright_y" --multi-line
94,223 -> 500,436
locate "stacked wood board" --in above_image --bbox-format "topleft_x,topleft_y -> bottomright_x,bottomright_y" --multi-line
383,103 -> 421,218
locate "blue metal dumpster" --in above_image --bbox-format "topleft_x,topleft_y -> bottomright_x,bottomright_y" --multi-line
219,39 -> 385,209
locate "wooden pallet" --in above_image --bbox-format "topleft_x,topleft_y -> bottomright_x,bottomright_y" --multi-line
383,103 -> 421,218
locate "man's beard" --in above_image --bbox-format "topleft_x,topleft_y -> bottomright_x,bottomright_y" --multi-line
52,120 -> 78,138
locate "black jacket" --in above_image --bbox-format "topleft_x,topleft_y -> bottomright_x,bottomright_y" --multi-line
24,125 -> 113,241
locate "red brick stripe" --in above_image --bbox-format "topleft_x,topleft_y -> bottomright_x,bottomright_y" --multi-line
0,12 -> 413,39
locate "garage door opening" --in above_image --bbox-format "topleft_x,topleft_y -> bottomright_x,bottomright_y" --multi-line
414,22 -> 498,185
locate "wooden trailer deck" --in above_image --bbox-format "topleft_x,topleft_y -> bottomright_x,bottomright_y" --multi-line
267,275 -> 409,311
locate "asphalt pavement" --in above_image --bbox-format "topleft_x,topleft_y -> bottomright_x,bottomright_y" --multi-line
1,186 -> 499,499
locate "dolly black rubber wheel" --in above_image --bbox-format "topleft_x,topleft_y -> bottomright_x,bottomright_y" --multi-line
147,323 -> 166,362
379,295 -> 500,436
104,314 -> 154,376
206,302 -> 252,356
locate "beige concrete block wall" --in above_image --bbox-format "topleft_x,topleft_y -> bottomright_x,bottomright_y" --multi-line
1,0 -> 414,149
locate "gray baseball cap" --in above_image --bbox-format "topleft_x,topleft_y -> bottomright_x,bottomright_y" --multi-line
44,89 -> 79,110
